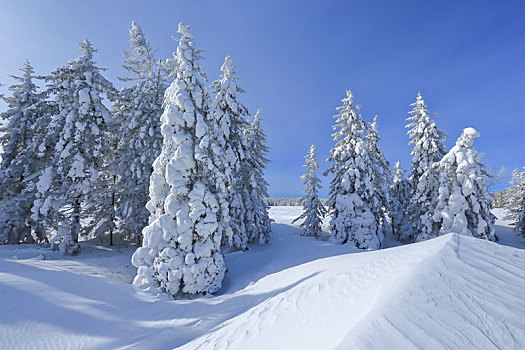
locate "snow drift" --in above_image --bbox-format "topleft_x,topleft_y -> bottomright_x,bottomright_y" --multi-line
0,208 -> 524,349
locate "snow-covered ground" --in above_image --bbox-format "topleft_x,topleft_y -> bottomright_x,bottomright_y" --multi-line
0,207 -> 524,349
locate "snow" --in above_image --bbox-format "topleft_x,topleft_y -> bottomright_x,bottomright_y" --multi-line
0,207 -> 524,349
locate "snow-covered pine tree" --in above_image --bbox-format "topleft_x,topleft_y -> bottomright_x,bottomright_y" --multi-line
365,115 -> 392,234
505,167 -> 525,237
32,40 -> 116,254
211,56 -> 252,250
405,92 -> 447,240
428,128 -> 496,241
131,23 -> 226,296
324,90 -> 383,249
388,161 -> 415,241
292,144 -> 326,237
0,60 -> 43,244
244,109 -> 272,244
113,21 -> 165,243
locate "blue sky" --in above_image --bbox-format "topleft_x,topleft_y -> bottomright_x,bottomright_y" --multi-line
0,0 -> 523,196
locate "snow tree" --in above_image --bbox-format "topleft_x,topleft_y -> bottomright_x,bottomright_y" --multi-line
244,110 -> 272,244
405,92 -> 447,240
113,21 -> 165,243
131,23 -> 226,296
505,167 -> 525,237
32,40 -> 116,254
324,90 -> 383,249
427,128 -> 496,241
388,161 -> 415,242
292,144 -> 326,237
365,115 -> 392,234
0,61 -> 43,244
211,55 -> 252,250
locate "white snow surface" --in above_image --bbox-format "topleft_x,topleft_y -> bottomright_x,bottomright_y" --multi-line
0,207 -> 523,349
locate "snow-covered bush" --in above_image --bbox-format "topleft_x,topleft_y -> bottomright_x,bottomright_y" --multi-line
388,161 -> 415,242
293,144 -> 326,237
427,127 -> 495,241
324,90 -> 383,249
405,92 -> 447,240
131,23 -> 226,296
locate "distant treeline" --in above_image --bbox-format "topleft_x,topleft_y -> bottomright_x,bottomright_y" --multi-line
266,197 -> 327,206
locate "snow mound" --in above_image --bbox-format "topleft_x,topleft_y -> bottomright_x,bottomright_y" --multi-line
182,234 -> 525,350
0,209 -> 524,349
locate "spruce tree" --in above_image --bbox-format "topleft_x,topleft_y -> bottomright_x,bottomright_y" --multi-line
244,110 -> 272,244
405,92 -> 447,240
32,40 -> 116,254
292,144 -> 326,237
324,91 -> 383,249
131,23 -> 226,296
113,21 -> 165,243
428,128 -> 495,241
505,167 -> 525,237
0,61 -> 43,244
211,56 -> 251,250
365,115 -> 392,234
388,161 -> 415,241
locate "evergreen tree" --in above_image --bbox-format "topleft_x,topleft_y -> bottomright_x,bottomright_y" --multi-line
211,56 -> 251,250
244,110 -> 272,244
365,115 -> 392,234
427,128 -> 495,241
113,21 -> 165,243
324,90 -> 383,249
131,23 -> 226,296
0,61 -> 43,244
505,167 -> 525,237
292,144 -> 326,237
388,161 -> 415,241
32,40 -> 116,254
405,92 -> 447,240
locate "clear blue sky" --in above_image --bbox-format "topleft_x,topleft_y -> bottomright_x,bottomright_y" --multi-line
0,0 -> 523,196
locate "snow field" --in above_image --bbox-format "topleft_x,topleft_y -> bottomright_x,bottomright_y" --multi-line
0,207 -> 523,349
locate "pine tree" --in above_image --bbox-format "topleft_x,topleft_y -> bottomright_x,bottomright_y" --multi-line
32,40 -> 116,254
505,167 -> 525,237
388,161 -> 415,241
405,92 -> 447,240
428,128 -> 496,241
324,91 -> 383,249
211,56 -> 251,250
365,115 -> 392,234
0,61 -> 44,244
113,21 -> 165,243
292,144 -> 326,237
131,23 -> 226,296
244,110 -> 272,244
